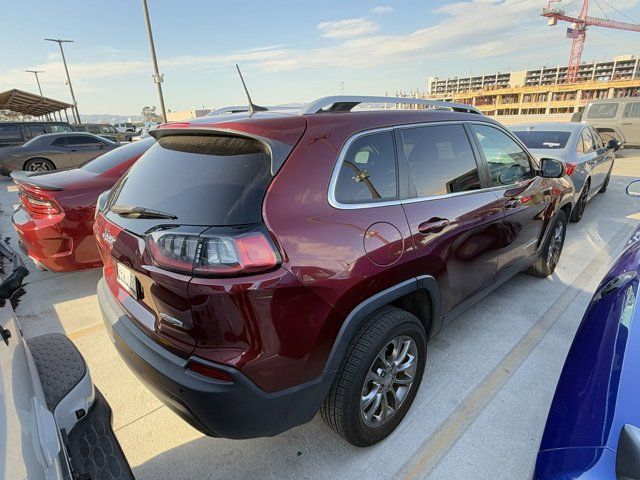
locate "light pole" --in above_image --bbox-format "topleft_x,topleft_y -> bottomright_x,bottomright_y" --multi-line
26,69 -> 50,120
141,0 -> 167,122
45,38 -> 81,124
25,70 -> 45,96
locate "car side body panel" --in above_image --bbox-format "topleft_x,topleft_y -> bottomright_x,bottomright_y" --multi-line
535,226 -> 640,479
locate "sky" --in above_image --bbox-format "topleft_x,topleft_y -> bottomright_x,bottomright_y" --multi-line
1,0 -> 639,116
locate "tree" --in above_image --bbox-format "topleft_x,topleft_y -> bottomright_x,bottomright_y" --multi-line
141,105 -> 162,123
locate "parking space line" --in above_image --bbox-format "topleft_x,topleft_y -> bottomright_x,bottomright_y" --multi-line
115,404 -> 166,433
67,322 -> 104,340
398,223 -> 634,480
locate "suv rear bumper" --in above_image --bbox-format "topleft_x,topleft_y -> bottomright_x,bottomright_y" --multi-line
97,277 -> 331,439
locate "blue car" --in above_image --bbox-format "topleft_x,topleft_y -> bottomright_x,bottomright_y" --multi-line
510,123 -> 621,223
534,180 -> 640,479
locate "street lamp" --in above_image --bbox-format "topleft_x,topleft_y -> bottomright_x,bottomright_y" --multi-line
25,70 -> 45,97
44,38 -> 81,124
141,0 -> 167,123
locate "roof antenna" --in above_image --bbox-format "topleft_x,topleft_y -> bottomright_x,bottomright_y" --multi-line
236,64 -> 267,116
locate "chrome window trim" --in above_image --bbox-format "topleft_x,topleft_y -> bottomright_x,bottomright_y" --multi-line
327,120 -> 527,210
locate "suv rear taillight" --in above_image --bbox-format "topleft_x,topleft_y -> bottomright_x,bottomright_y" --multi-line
146,229 -> 280,277
19,191 -> 62,216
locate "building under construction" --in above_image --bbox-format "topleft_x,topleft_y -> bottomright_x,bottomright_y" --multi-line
406,54 -> 639,116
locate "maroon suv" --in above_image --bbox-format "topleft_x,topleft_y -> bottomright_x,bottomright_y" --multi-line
95,96 -> 573,447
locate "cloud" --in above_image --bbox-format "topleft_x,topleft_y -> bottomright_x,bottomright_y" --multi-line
317,18 -> 380,39
3,0 -> 639,103
371,6 -> 394,14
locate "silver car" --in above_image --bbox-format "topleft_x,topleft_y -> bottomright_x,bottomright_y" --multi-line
510,122 -> 619,222
0,132 -> 118,175
0,242 -> 133,479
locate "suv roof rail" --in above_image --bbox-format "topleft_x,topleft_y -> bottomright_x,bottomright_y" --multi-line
301,95 -> 482,115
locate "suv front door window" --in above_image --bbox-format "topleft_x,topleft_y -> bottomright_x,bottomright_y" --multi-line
398,123 -> 503,314
470,124 -> 533,187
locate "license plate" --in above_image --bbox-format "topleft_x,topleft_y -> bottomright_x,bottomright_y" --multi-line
117,262 -> 138,297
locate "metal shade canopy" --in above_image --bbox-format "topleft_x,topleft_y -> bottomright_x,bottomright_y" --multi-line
0,89 -> 73,117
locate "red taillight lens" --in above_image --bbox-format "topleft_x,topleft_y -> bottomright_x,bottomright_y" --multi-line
564,162 -> 578,176
146,229 -> 280,276
19,191 -> 62,216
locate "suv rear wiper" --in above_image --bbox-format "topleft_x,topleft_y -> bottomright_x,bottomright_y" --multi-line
111,204 -> 178,220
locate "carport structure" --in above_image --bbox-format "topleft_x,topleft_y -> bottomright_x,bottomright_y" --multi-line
0,88 -> 74,122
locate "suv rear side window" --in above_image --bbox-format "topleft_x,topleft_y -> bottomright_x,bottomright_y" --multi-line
471,124 -> 533,187
111,135 -> 272,225
587,103 -> 619,119
0,125 -> 20,140
624,102 -> 640,118
50,124 -> 72,133
400,124 -> 481,197
334,131 -> 397,204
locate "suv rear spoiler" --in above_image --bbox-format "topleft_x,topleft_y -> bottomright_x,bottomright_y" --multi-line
148,127 -> 296,176
10,171 -> 63,191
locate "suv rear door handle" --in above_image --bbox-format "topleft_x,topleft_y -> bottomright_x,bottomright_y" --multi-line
418,218 -> 449,235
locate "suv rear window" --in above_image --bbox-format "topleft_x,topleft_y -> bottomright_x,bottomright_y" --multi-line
111,135 -> 272,225
587,103 -> 618,119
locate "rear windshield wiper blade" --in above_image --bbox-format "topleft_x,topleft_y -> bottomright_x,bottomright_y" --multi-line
111,204 -> 178,220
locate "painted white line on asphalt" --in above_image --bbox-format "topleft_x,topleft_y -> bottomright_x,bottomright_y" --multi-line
7,185 -> 17,192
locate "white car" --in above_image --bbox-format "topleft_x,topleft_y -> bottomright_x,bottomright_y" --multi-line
0,243 -> 132,480
113,122 -> 136,134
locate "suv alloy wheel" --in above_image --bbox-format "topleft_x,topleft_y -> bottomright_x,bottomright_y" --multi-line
321,306 -> 427,447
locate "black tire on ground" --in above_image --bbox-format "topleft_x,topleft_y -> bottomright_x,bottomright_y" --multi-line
321,305 -> 427,447
526,210 -> 567,278
570,181 -> 589,223
599,170 -> 612,193
24,158 -> 55,172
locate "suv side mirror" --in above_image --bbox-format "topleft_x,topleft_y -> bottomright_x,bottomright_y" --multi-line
540,158 -> 565,178
627,180 -> 640,197
609,138 -> 622,151
617,424 -> 640,480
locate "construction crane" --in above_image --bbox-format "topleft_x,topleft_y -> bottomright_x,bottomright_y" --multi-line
542,0 -> 640,83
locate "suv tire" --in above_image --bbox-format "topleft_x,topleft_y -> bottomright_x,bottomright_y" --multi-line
321,306 -> 427,447
599,169 -> 612,193
526,210 -> 567,278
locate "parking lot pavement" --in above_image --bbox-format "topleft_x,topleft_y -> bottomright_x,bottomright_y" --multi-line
1,149 -> 639,480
